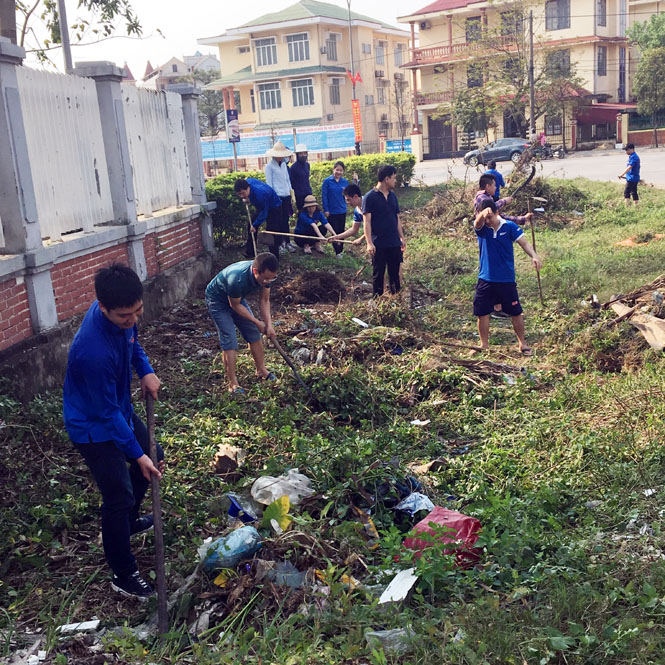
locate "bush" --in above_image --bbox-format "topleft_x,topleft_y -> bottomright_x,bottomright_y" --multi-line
309,152 -> 415,198
204,153 -> 416,249
205,170 -> 264,248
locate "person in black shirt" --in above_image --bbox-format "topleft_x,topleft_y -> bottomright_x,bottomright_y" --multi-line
362,164 -> 405,296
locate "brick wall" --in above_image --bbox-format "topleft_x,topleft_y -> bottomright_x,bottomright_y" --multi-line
0,277 -> 33,352
148,221 -> 203,275
626,129 -> 665,147
51,244 -> 130,322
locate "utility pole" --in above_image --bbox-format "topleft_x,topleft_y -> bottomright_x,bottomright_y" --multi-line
0,0 -> 18,44
57,0 -> 73,73
529,10 -> 535,141
347,0 -> 360,155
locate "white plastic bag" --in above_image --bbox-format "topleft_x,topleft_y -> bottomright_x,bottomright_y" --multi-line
251,468 -> 314,505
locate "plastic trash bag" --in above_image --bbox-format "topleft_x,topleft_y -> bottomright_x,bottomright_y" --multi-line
365,626 -> 416,654
201,526 -> 262,573
403,506 -> 481,568
250,468 -> 314,505
395,492 -> 435,516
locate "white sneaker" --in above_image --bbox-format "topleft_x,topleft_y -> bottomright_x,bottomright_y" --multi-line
279,245 -> 287,255
335,253 -> 344,260
287,242 -> 298,253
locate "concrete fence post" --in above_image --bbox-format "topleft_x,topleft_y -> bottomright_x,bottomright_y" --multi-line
74,61 -> 138,225
0,37 -> 42,254
168,83 -> 206,205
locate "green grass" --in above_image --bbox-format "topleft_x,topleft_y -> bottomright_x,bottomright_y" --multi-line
2,179 -> 665,664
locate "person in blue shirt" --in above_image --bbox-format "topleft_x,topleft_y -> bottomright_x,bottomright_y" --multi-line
327,184 -> 367,245
484,160 -> 506,201
289,143 -> 312,210
321,161 -> 350,258
205,253 -> 278,394
473,200 -> 541,355
63,264 -> 163,601
294,194 -> 335,254
618,143 -> 641,207
234,177 -> 282,260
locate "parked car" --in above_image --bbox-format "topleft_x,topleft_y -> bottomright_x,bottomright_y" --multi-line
463,137 -> 532,166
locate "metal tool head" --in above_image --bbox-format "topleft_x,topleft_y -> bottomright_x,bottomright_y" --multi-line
532,196 -> 548,203
534,207 -> 545,213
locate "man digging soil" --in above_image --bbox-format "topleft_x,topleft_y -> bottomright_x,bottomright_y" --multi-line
205,253 -> 278,394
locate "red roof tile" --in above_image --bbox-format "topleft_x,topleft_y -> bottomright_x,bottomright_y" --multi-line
408,0 -> 479,16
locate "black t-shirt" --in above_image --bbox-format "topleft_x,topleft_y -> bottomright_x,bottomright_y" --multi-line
362,188 -> 401,248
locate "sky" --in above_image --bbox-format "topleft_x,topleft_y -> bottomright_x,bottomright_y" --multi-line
22,0 -> 413,78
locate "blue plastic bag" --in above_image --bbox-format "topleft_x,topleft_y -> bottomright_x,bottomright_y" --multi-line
202,526 -> 262,573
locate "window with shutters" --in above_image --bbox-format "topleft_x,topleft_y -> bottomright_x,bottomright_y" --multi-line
545,0 -> 570,31
546,49 -> 571,77
597,0 -> 607,27
597,45 -> 607,76
287,33 -> 310,62
291,78 -> 314,106
329,78 -> 341,105
326,34 -> 338,61
258,82 -> 281,109
254,37 -> 277,67
394,43 -> 405,67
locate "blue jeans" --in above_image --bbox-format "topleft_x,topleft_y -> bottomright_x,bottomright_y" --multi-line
74,413 -> 164,578
206,297 -> 261,351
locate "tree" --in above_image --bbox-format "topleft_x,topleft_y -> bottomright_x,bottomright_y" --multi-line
632,47 -> 665,148
391,78 -> 413,149
15,0 -> 142,63
627,13 -> 665,51
441,81 -> 501,144
177,68 -> 225,138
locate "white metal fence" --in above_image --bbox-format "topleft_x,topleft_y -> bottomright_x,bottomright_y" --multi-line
122,85 -> 190,217
16,68 -> 114,242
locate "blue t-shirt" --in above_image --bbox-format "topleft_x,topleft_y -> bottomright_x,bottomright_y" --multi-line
476,219 -> 524,283
206,260 -> 262,302
485,168 -> 505,198
353,206 -> 363,223
321,175 -> 349,215
295,210 -> 327,235
626,152 -> 640,183
362,188 -> 401,248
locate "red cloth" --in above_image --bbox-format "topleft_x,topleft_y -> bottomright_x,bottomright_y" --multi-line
403,506 -> 482,568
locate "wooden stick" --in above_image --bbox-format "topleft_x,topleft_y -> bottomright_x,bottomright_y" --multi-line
245,203 -> 257,257
260,230 -> 357,244
270,338 -> 312,395
529,198 -> 545,306
145,394 -> 168,635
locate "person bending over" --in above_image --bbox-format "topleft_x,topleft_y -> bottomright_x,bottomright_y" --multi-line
205,253 -> 278,394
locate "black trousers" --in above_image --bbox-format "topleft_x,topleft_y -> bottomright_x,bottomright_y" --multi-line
74,414 -> 164,578
373,246 -> 402,296
328,213 -> 347,255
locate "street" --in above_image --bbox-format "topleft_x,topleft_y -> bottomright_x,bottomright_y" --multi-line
413,146 -> 665,188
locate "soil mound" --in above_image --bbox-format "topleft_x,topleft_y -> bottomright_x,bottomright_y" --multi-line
278,271 -> 346,304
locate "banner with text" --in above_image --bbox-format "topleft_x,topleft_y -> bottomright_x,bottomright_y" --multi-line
351,99 -> 363,143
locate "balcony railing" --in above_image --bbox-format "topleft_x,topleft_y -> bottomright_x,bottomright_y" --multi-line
412,35 -> 517,65
415,90 -> 454,106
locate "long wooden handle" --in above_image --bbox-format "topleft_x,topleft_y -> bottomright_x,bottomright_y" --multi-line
245,203 -> 258,256
261,230 -> 358,244
271,338 -> 312,395
145,394 -> 168,634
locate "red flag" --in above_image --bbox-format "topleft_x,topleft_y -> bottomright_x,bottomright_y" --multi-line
346,70 -> 363,84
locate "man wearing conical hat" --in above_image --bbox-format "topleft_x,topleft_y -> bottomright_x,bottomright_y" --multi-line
264,141 -> 296,254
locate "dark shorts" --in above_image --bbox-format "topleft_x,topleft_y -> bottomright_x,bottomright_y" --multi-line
473,279 -> 523,317
206,297 -> 262,351
624,181 -> 639,200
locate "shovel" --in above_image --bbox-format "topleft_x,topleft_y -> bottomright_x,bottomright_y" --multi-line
145,394 -> 168,634
270,338 -> 313,396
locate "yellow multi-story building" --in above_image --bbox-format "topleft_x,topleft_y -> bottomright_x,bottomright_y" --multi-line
198,0 -> 412,159
398,0 -> 660,159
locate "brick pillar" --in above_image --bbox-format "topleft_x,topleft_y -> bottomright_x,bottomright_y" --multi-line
74,61 -> 138,225
168,83 -> 206,205
0,38 -> 42,254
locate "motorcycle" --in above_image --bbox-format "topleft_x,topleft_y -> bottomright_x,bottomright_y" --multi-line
530,142 -> 565,160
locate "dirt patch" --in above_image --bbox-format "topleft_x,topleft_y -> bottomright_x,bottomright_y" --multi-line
275,271 -> 347,305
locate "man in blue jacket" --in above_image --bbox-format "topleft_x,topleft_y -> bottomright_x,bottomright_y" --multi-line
618,143 -> 641,207
235,177 -> 283,260
63,264 -> 163,601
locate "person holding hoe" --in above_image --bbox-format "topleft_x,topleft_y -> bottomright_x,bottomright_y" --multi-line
294,194 -> 335,254
618,142 -> 640,207
234,178 -> 283,261
63,264 -> 164,601
473,199 -> 540,355
205,253 -> 279,394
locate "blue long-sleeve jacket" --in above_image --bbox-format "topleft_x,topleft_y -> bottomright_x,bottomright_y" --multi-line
321,175 -> 349,215
63,301 -> 154,458
289,161 -> 312,198
247,177 -> 281,228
